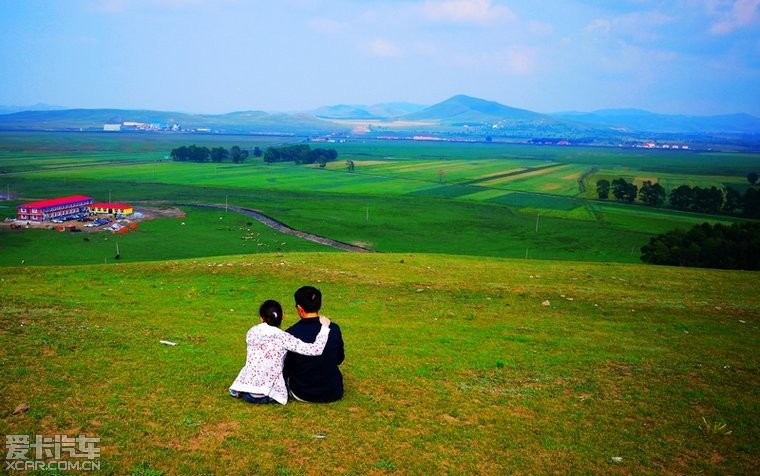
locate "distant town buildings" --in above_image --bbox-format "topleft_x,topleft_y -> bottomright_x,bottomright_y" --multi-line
641,142 -> 689,149
103,122 -> 181,132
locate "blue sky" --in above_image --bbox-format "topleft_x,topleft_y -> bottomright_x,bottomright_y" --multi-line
1,0 -> 759,115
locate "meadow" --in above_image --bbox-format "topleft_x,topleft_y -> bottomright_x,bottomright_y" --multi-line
0,132 -> 758,475
1,132 -> 754,266
0,253 -> 757,474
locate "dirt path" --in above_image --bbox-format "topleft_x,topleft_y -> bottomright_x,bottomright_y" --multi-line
190,203 -> 372,253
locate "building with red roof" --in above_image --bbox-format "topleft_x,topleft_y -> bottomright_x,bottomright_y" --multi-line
16,195 -> 94,222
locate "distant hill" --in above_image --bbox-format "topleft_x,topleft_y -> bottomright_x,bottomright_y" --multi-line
311,102 -> 426,120
312,105 -> 384,120
0,108 -> 346,135
0,103 -> 67,115
551,109 -> 760,134
402,95 -> 549,124
0,96 -> 758,144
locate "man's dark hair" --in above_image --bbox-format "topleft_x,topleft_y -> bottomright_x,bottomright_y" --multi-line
294,286 -> 322,313
259,299 -> 283,327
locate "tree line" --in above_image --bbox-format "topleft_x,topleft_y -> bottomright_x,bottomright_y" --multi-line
170,145 -> 251,163
641,221 -> 760,270
263,145 -> 338,167
596,173 -> 760,218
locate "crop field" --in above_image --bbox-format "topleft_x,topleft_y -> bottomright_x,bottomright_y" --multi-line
1,132 -> 754,266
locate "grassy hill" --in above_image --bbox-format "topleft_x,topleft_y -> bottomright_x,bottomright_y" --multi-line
403,94 -> 549,124
1,252 -> 757,474
552,109 -> 760,135
0,109 -> 345,135
3,97 -> 758,146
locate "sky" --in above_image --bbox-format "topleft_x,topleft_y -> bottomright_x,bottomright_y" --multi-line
1,0 -> 759,116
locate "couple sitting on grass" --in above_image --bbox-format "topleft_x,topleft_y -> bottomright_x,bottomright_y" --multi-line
229,285 -> 345,405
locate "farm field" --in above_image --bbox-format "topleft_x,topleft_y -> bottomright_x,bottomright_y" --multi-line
0,131 -> 756,267
0,252 -> 757,474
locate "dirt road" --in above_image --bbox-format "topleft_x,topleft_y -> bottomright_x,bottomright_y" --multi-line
191,203 -> 372,253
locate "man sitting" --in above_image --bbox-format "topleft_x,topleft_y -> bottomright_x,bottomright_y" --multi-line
284,286 -> 345,403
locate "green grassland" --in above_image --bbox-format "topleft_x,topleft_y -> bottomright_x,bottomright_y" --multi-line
0,133 -> 758,475
1,253 -> 757,474
0,206 -> 332,266
3,132 -> 754,267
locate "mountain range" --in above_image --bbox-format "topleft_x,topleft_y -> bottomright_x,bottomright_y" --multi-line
1,95 -> 758,141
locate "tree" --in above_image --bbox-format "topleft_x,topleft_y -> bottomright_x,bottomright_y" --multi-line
611,178 -> 628,201
309,148 -> 338,167
253,146 -> 262,158
641,222 -> 760,270
596,179 -> 610,199
263,147 -> 280,164
639,180 -> 666,207
692,186 -> 723,214
170,145 -> 189,162
625,182 -> 639,203
744,187 -> 760,218
612,178 -> 638,203
669,185 -> 694,211
748,172 -> 758,185
188,144 -> 210,163
231,146 -> 249,164
722,186 -> 742,213
210,147 -> 229,163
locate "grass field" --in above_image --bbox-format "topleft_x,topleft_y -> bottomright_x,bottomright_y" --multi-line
3,132 -> 753,266
0,132 -> 758,475
1,252 -> 757,474
0,206 -> 332,266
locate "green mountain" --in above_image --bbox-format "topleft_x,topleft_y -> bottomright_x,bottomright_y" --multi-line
0,108 -> 346,135
401,95 -> 550,124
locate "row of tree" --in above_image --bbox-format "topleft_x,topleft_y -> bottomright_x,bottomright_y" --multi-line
263,145 -> 338,167
596,178 -> 760,218
641,221 -> 760,270
170,145 -> 250,163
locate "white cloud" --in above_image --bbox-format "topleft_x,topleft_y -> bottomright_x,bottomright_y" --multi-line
585,10 -> 674,42
419,0 -> 516,25
707,0 -> 760,34
364,37 -> 403,58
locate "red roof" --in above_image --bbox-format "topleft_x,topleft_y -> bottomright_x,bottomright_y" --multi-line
91,202 -> 132,210
18,195 -> 93,209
